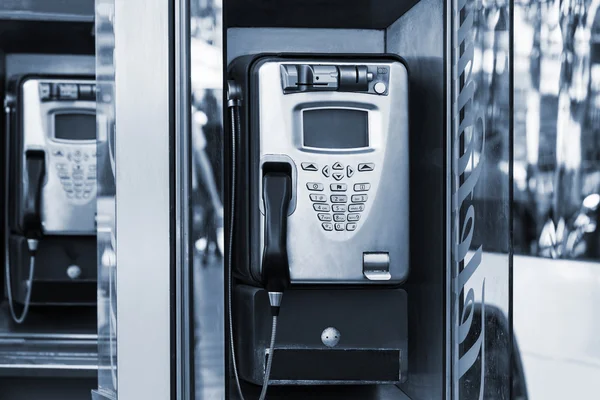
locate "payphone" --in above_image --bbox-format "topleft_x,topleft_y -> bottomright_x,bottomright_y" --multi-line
4,77 -> 98,323
227,55 -> 409,398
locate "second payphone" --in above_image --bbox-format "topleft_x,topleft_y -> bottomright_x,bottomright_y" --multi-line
4,77 -> 98,323
227,55 -> 409,397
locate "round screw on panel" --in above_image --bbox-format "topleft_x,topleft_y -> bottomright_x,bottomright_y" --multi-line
374,82 -> 387,94
67,265 -> 82,280
321,327 -> 341,348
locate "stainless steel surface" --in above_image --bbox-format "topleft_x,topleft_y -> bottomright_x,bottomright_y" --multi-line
268,292 -> 283,308
321,327 -> 341,347
113,0 -> 173,399
175,0 -> 193,398
362,252 -> 391,281
254,59 -> 409,284
21,78 -> 97,234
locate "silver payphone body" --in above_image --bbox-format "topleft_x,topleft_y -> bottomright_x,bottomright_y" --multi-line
232,56 -> 409,286
229,55 -> 410,390
18,78 -> 97,234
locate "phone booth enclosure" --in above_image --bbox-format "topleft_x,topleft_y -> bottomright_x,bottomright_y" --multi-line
101,0 -> 513,399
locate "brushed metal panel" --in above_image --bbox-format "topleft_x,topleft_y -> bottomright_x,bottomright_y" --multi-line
113,0 -> 172,399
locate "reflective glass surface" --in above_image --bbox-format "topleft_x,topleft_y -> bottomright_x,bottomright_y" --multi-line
96,0 -> 117,397
452,0 -> 514,398
513,0 -> 600,399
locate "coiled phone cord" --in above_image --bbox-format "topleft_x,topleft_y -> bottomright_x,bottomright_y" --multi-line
6,239 -> 38,324
228,97 -> 278,400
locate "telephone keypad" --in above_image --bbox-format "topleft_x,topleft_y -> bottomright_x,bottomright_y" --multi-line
333,214 -> 346,222
348,213 -> 360,222
332,172 -> 344,181
305,162 -> 373,232
332,204 -> 347,213
318,213 -> 332,221
314,203 -> 330,212
307,182 -> 324,191
330,183 -> 347,192
348,204 -> 365,212
52,147 -> 97,203
310,194 -> 327,202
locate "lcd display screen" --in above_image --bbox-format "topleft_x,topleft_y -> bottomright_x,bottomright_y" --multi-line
54,113 -> 96,141
303,109 -> 368,149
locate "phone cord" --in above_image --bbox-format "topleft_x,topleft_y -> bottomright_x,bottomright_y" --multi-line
6,239 -> 38,324
228,97 -> 278,400
227,103 -> 246,400
259,316 -> 278,400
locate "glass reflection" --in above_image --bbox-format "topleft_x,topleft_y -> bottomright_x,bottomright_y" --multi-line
190,0 -> 225,399
514,0 -> 600,260
96,0 -> 117,397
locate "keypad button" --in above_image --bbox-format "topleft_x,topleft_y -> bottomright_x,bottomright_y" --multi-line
313,203 -> 331,212
346,223 -> 357,231
347,165 -> 355,177
73,175 -> 84,182
354,183 -> 371,192
307,182 -> 324,191
63,182 -> 73,191
75,193 -> 83,199
318,213 -> 332,221
348,213 -> 361,222
85,183 -> 94,191
332,172 -> 344,181
358,163 -> 375,172
332,162 -> 344,170
333,214 -> 346,222
310,194 -> 327,202
322,222 -> 333,231
56,163 -> 67,170
67,193 -> 74,199
88,165 -> 96,172
351,194 -> 368,203
348,204 -> 365,212
83,192 -> 91,199
331,195 -> 347,203
332,204 -> 347,212
334,223 -> 345,231
330,183 -> 347,192
74,150 -> 82,159
58,170 -> 69,179
53,149 -> 65,157
87,175 -> 95,181
83,153 -> 89,161
322,165 -> 330,177
301,162 -> 318,171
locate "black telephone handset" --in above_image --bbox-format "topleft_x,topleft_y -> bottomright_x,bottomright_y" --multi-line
23,150 -> 45,238
262,170 -> 292,296
6,149 -> 44,323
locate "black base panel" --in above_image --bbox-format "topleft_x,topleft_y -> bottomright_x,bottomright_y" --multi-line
269,348 -> 401,383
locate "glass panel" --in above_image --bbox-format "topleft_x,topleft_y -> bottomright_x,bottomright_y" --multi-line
95,0 -> 117,397
513,0 -> 600,399
190,1 -> 226,399
451,0 -> 514,399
